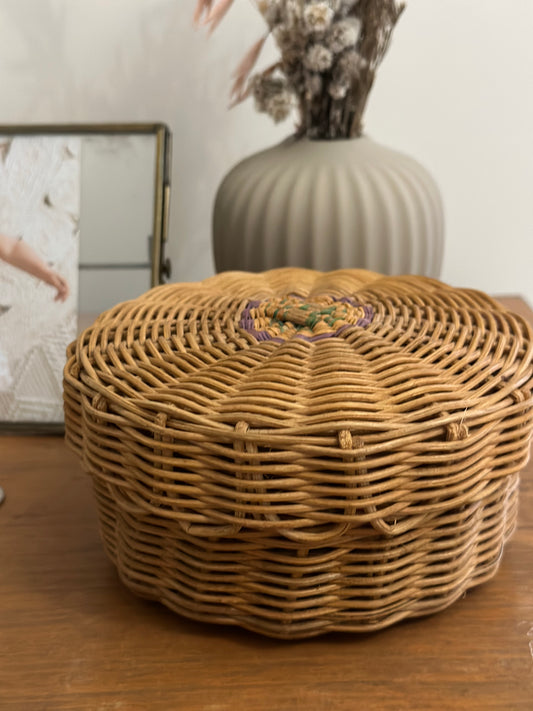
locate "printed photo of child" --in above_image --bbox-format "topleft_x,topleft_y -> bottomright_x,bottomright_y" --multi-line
0,233 -> 70,390
0,134 -> 80,424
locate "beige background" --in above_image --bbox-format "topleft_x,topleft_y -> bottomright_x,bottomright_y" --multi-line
0,0 -> 531,302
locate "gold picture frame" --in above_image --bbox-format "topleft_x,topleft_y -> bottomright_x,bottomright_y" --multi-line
0,123 -> 172,434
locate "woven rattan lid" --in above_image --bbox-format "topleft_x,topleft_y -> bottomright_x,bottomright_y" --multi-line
64,268 -> 533,539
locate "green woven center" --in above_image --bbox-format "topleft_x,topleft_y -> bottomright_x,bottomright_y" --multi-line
240,296 -> 374,342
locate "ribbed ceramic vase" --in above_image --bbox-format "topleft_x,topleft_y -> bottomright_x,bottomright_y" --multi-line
213,136 -> 444,276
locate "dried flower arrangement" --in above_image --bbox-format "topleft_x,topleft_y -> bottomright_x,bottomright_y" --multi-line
194,0 -> 406,139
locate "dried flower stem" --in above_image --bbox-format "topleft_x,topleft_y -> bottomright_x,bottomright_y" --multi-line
347,0 -> 406,137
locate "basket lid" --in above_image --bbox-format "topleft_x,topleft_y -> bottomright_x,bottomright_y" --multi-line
64,268 -> 533,539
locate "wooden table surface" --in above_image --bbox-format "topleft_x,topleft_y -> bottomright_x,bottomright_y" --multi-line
1,297 -> 533,711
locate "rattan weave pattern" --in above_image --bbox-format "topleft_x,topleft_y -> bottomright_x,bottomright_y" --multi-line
64,268 -> 533,638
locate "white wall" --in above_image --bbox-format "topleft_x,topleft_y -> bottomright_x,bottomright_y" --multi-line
0,0 -> 531,303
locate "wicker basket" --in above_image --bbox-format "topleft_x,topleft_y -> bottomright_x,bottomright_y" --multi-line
64,268 -> 533,639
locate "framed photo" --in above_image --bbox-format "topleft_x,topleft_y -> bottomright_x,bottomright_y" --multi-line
0,124 -> 171,433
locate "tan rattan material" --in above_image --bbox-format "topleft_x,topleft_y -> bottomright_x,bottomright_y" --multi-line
64,268 -> 533,639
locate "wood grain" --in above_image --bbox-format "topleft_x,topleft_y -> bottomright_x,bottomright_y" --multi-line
0,297 -> 532,710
